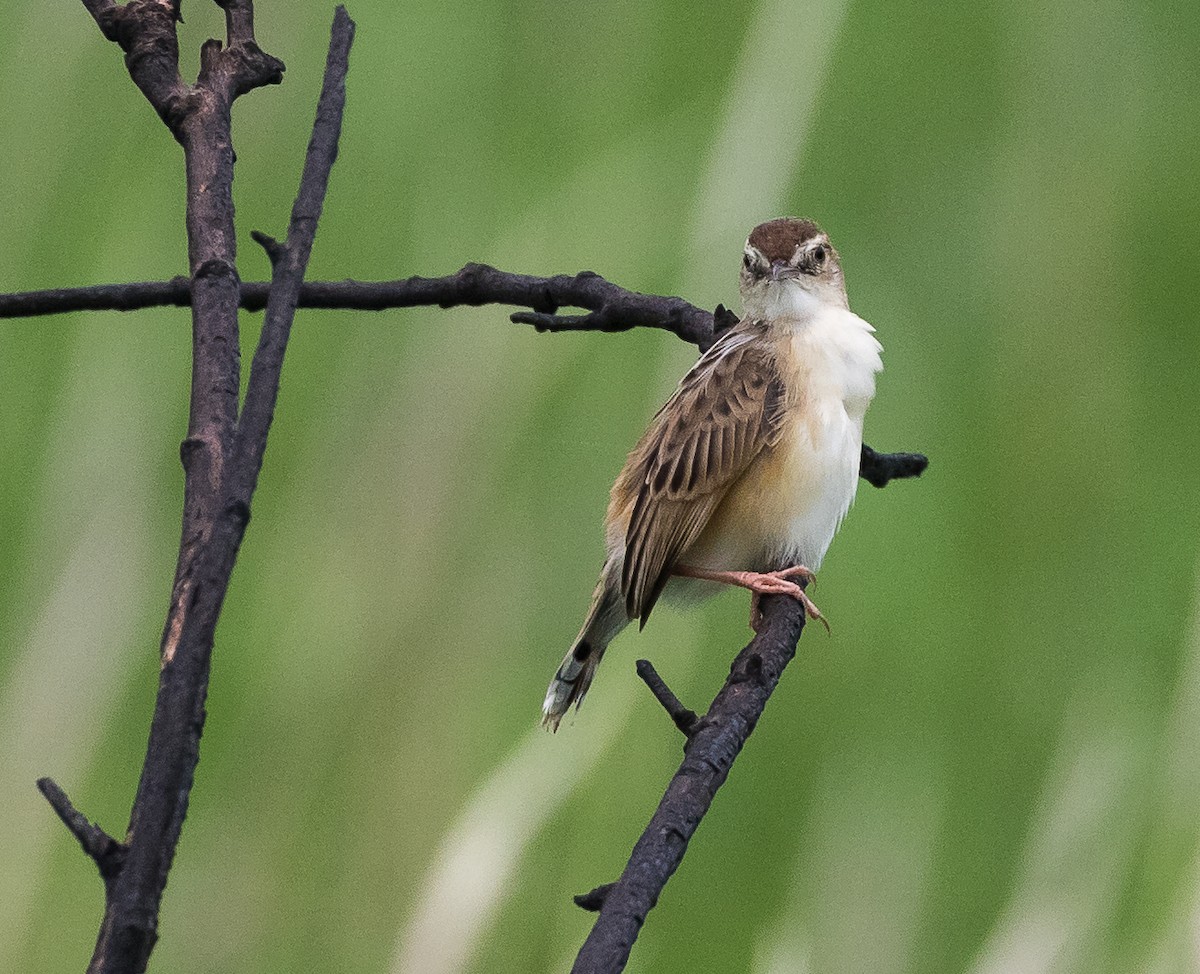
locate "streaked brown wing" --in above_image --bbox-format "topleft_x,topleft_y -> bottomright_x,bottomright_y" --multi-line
619,324 -> 786,624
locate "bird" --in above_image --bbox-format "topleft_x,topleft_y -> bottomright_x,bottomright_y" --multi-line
542,217 -> 883,731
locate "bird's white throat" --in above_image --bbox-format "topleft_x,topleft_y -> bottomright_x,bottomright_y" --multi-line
742,278 -> 847,323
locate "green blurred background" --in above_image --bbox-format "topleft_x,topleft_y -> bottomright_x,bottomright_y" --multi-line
3,0 -> 1199,971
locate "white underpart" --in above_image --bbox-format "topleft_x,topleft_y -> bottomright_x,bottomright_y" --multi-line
686,286 -> 881,573
778,301 -> 882,568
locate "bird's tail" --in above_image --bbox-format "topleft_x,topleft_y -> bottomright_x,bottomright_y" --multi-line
542,560 -> 628,731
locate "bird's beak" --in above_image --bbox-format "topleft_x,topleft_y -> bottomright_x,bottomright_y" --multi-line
770,260 -> 798,282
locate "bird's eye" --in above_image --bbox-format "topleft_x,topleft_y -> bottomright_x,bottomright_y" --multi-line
812,245 -> 827,265
743,252 -> 753,270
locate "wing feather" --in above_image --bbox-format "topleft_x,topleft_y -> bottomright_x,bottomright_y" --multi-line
618,324 -> 786,623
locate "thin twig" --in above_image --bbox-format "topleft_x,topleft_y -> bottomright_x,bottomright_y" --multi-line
235,6 -> 353,493
635,660 -> 699,736
0,269 -> 716,346
36,778 -> 127,885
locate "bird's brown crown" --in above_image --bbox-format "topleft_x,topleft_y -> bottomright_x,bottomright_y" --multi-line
747,218 -> 823,263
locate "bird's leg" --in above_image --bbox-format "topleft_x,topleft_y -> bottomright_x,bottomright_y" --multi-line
672,564 -> 829,633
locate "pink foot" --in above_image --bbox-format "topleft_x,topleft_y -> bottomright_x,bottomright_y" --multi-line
673,564 -> 829,633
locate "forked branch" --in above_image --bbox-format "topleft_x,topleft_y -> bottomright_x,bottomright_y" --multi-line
35,6 -> 354,973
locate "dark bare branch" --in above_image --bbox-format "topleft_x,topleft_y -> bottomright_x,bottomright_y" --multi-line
82,0 -> 192,137
234,6 -> 354,498
0,279 -> 195,315
0,268 -> 716,346
197,0 -> 284,100
59,4 -> 339,973
572,596 -> 808,974
217,0 -> 258,49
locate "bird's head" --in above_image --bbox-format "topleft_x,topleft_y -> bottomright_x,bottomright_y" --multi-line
739,217 -> 848,319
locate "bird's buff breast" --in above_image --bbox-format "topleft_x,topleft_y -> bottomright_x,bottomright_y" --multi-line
683,400 -> 863,572
682,311 -> 880,573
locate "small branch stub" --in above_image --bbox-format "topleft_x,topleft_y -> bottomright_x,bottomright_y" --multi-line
574,883 -> 616,913
36,778 -> 127,882
635,660 -> 699,736
250,229 -> 284,266
860,444 -> 928,488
